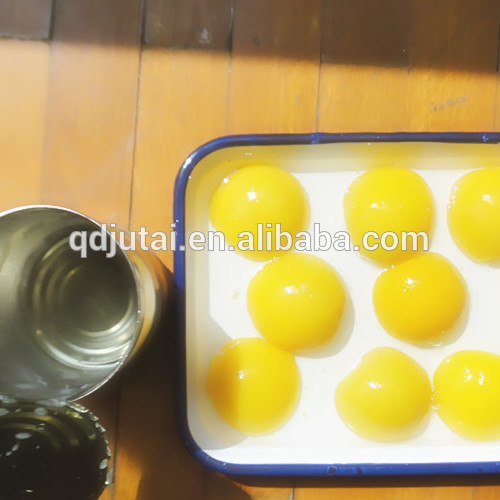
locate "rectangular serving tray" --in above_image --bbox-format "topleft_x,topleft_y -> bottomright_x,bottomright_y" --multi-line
174,132 -> 500,476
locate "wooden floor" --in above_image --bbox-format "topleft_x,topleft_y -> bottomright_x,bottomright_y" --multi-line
2,0 -> 500,498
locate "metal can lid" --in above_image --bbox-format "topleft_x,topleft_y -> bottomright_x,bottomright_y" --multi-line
0,398 -> 110,499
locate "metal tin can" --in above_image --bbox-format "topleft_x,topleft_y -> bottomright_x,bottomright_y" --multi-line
0,205 -> 167,401
0,398 -> 110,499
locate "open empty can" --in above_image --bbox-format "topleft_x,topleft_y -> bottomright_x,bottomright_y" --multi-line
0,205 -> 167,401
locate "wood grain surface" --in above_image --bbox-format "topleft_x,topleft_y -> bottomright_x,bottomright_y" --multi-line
40,0 -> 142,227
228,0 -> 321,134
144,0 -> 232,49
1,0 -> 500,498
0,38 -> 49,210
0,0 -> 52,39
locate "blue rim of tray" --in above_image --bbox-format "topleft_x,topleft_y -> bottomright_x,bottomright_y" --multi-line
173,132 -> 500,476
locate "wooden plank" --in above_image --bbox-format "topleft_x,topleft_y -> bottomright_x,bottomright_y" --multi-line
0,0 -> 52,39
0,39 -> 49,211
40,0 -> 142,227
318,0 -> 410,132
145,0 -> 232,50
318,64 -> 411,132
129,47 -> 229,270
114,318 -> 207,499
408,0 -> 500,131
228,0 -> 322,134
